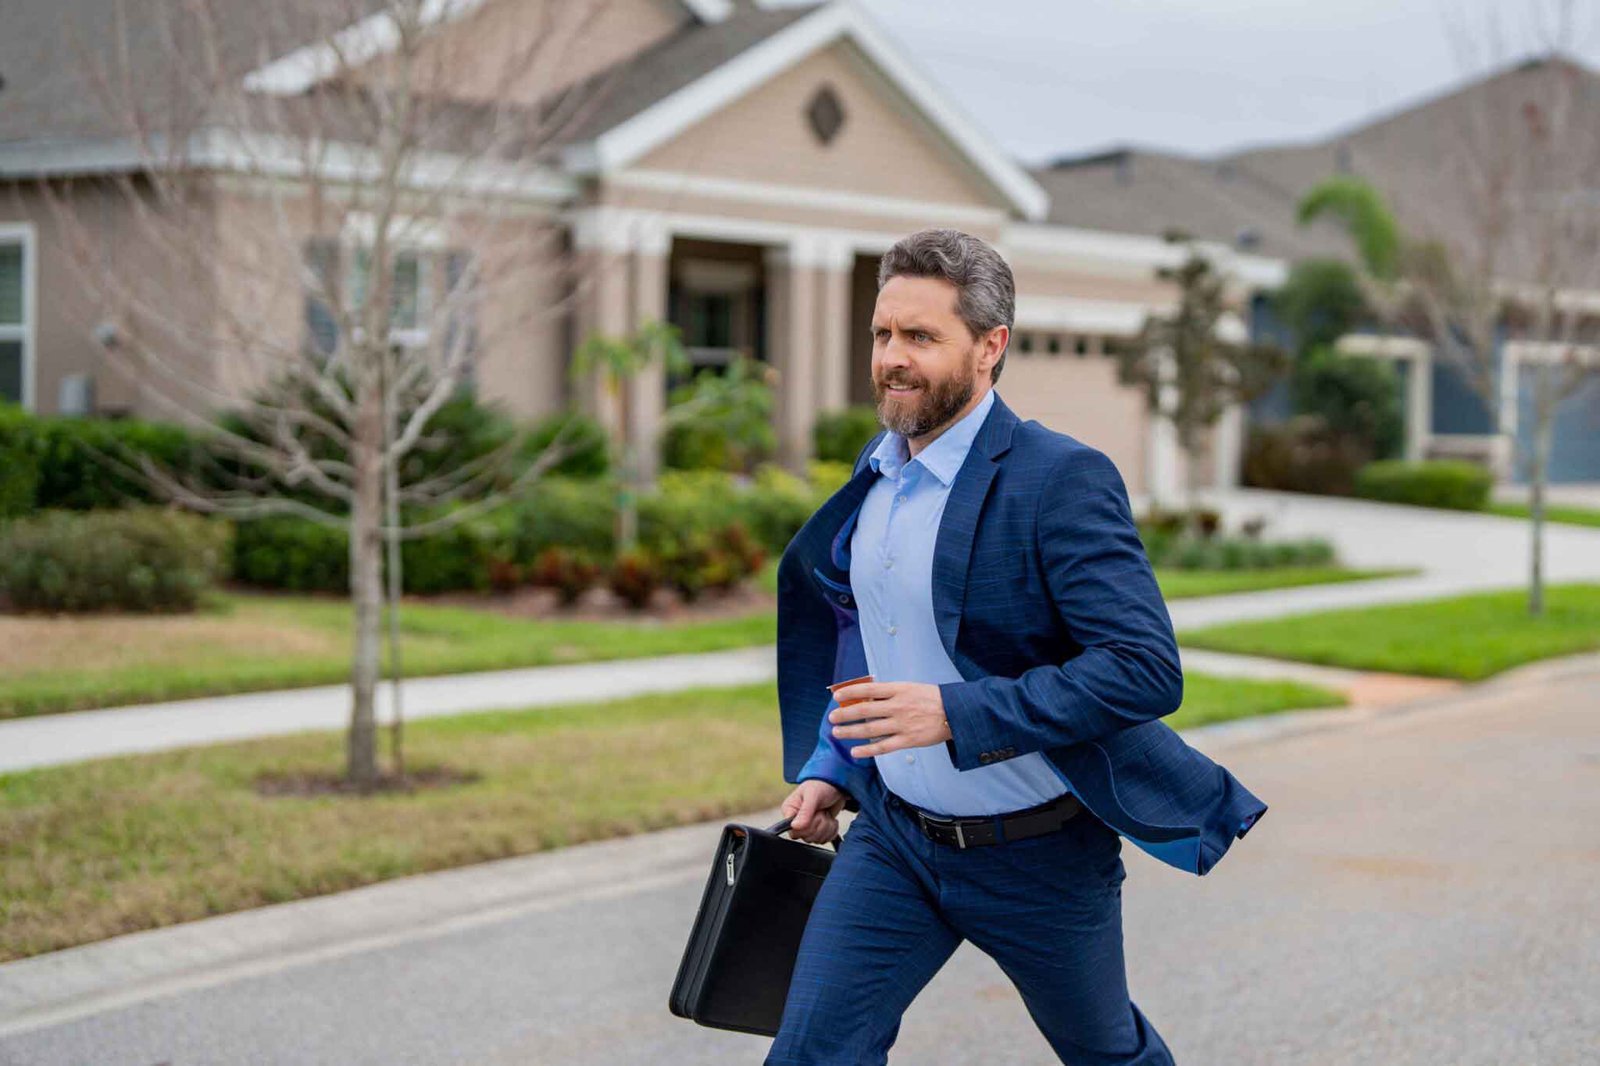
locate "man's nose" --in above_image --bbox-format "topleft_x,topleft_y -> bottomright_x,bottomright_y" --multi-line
880,336 -> 913,368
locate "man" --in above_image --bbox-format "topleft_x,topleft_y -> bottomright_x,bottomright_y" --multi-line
767,229 -> 1267,1064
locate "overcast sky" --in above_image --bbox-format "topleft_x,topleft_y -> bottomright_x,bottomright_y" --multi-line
811,0 -> 1600,164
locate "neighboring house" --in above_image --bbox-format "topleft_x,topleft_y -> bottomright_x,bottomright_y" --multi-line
0,0 -> 1284,502
1034,56 -> 1600,485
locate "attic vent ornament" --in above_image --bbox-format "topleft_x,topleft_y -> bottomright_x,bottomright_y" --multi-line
807,85 -> 845,146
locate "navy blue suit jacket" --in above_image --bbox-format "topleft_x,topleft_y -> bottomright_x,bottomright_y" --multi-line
776,390 -> 1267,875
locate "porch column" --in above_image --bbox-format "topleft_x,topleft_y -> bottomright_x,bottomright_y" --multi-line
1407,347 -> 1433,462
629,223 -> 671,486
1210,401 -> 1244,491
571,211 -> 632,440
767,239 -> 820,472
1146,348 -> 1182,509
815,242 -> 855,416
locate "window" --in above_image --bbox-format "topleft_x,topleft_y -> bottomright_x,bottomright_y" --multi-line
1046,334 -> 1062,355
1017,332 -> 1033,354
0,226 -> 33,409
1074,336 -> 1089,356
302,240 -> 474,365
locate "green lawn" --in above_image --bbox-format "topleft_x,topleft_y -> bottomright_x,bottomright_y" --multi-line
0,590 -> 775,720
0,672 -> 1342,962
1154,566 -> 1410,600
0,555 -> 1390,720
1487,501 -> 1600,528
1180,583 -> 1600,680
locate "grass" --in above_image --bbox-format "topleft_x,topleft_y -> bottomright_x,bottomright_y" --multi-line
0,589 -> 775,720
1486,501 -> 1600,528
0,672 -> 1341,962
0,555 -> 1384,721
1154,566 -> 1411,599
1180,583 -> 1600,681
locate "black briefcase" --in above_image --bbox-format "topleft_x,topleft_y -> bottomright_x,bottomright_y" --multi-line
669,817 -> 839,1037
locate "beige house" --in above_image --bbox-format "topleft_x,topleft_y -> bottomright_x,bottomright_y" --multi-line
0,0 -> 1286,499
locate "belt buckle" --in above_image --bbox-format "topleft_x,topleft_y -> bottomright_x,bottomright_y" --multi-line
918,810 -> 967,849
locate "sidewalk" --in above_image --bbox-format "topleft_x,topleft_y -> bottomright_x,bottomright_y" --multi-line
5,488 -> 1599,774
1,641 -> 1445,775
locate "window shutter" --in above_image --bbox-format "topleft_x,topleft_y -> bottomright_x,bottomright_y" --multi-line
303,238 -> 340,359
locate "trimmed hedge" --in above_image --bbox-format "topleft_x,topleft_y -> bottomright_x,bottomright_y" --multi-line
0,402 -> 211,517
0,507 -> 232,612
232,515 -> 349,593
1142,533 -> 1336,571
1353,459 -> 1492,511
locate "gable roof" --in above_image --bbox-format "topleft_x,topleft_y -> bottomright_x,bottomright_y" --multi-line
1031,56 -> 1600,282
0,0 -> 1048,219
559,1 -> 1048,219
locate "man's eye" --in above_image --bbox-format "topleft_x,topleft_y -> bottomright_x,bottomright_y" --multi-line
912,331 -> 930,343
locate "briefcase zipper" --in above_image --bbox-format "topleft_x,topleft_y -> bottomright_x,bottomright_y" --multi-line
725,853 -> 736,886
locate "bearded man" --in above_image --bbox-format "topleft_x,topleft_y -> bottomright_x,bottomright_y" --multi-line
765,228 -> 1267,1065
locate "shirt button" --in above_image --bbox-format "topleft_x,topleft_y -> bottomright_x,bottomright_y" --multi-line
887,625 -> 897,635
883,558 -> 893,569
904,754 -> 915,764
896,495 -> 907,504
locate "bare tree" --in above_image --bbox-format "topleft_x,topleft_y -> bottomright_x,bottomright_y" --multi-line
1300,2 -> 1600,615
35,0 -> 633,787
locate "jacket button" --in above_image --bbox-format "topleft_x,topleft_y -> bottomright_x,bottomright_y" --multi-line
837,594 -> 850,604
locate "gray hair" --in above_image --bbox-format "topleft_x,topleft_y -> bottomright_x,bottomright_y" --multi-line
876,228 -> 1015,383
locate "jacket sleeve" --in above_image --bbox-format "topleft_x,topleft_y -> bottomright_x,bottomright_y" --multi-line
936,446 -> 1183,771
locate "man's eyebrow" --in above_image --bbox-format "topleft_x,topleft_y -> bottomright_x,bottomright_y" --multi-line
870,320 -> 941,334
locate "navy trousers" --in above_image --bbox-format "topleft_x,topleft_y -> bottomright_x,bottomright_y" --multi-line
766,786 -> 1175,1065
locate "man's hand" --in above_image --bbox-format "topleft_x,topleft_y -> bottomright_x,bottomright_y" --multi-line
782,779 -> 848,844
828,681 -> 952,759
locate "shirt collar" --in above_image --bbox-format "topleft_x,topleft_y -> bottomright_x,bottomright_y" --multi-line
869,388 -> 995,487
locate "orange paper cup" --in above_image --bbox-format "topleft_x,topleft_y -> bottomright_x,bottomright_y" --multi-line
827,674 -> 875,706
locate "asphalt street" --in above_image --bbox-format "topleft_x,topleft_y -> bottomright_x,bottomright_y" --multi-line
2,659 -> 1597,1065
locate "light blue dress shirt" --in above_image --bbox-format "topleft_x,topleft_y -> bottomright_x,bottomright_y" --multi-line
849,388 -> 1072,816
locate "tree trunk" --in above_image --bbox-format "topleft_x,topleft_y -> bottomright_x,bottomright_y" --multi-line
1528,365 -> 1554,618
382,353 -> 406,780
347,376 -> 385,789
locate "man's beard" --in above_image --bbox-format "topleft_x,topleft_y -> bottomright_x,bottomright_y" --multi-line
873,351 -> 978,440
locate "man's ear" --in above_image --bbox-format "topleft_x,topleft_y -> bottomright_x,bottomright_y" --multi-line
979,325 -> 1008,376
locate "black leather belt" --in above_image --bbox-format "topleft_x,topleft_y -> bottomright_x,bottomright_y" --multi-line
890,791 -> 1083,849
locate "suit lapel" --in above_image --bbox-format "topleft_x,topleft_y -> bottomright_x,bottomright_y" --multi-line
930,392 -> 1019,661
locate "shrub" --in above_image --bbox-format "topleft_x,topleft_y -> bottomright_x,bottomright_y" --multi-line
807,460 -> 853,495
608,548 -> 662,610
1142,531 -> 1335,571
0,404 -> 213,515
0,507 -> 231,612
232,516 -> 349,593
742,465 -> 822,555
1353,459 -> 1492,511
529,546 -> 601,606
511,478 -> 618,564
1291,346 -> 1404,461
519,410 -> 609,480
1241,414 -> 1371,496
813,406 -> 882,464
662,358 -> 777,473
0,403 -> 44,520
400,509 -> 516,594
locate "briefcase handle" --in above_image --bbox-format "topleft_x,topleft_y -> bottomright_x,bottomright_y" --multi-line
766,818 -> 842,852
